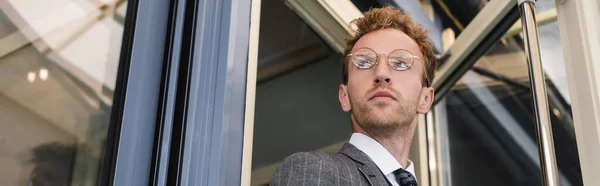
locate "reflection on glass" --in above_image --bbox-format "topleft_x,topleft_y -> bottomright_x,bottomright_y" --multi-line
0,0 -> 127,185
431,0 -> 489,36
436,12 -> 583,186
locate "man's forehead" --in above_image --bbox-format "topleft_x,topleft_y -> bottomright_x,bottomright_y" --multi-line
352,28 -> 422,56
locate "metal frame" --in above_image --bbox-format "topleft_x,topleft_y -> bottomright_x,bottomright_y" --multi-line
99,0 -> 172,185
414,112 -> 430,186
425,111 -> 440,186
432,0 -> 518,104
556,0 -> 600,184
433,98 -> 452,186
150,0 -> 186,185
284,0 -> 362,53
167,0 -> 253,185
518,1 -> 559,185
241,0 -> 262,185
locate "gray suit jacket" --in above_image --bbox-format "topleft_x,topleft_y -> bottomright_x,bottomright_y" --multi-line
270,143 -> 391,186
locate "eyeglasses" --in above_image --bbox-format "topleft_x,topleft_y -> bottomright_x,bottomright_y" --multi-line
346,48 -> 421,71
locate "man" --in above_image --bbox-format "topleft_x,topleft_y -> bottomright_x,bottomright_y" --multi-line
270,6 -> 437,186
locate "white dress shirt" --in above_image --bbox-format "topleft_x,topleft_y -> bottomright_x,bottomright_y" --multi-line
349,133 -> 416,186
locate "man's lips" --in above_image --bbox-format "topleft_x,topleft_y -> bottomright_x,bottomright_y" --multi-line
370,91 -> 396,101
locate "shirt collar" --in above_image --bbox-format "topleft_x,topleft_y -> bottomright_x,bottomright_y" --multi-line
348,133 -> 415,176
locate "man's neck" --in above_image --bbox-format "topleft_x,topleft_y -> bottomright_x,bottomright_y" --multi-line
352,120 -> 417,169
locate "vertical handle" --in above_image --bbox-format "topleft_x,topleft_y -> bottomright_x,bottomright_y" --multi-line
518,1 -> 559,186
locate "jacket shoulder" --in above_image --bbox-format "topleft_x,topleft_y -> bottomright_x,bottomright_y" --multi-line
282,151 -> 335,165
270,152 -> 342,186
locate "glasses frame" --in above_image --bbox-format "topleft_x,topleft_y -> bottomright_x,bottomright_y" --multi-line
346,47 -> 422,71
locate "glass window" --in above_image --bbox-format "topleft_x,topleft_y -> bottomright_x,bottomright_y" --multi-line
435,1 -> 582,185
0,0 -> 127,185
251,0 -> 347,185
430,0 -> 490,36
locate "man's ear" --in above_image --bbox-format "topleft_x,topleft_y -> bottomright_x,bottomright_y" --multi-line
417,87 -> 434,114
339,84 -> 351,112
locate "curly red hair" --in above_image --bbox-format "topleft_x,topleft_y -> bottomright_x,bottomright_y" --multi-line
342,6 -> 437,87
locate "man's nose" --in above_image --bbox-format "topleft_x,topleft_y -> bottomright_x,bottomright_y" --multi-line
374,77 -> 391,85
373,55 -> 391,86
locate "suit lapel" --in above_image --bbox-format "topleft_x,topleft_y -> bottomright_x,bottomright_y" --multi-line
339,143 -> 391,186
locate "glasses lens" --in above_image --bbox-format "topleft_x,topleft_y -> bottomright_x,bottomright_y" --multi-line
388,50 -> 414,70
350,49 -> 376,69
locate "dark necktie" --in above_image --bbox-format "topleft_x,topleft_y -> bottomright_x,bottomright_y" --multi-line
393,169 -> 417,186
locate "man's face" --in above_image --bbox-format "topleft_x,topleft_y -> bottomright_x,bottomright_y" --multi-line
339,28 -> 434,136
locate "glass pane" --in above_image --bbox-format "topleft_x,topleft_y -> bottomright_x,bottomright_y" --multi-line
436,1 -> 583,185
432,0 -> 490,37
0,0 -> 127,185
251,0 -> 346,185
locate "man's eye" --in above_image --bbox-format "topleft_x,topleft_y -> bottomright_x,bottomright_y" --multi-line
390,60 -> 410,70
354,57 -> 373,68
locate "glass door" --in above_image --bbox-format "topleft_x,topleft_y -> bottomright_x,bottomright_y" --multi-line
0,1 -> 128,185
429,0 -> 583,185
0,0 -> 177,185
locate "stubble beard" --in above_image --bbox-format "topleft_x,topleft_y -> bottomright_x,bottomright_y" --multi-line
350,95 -> 417,139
